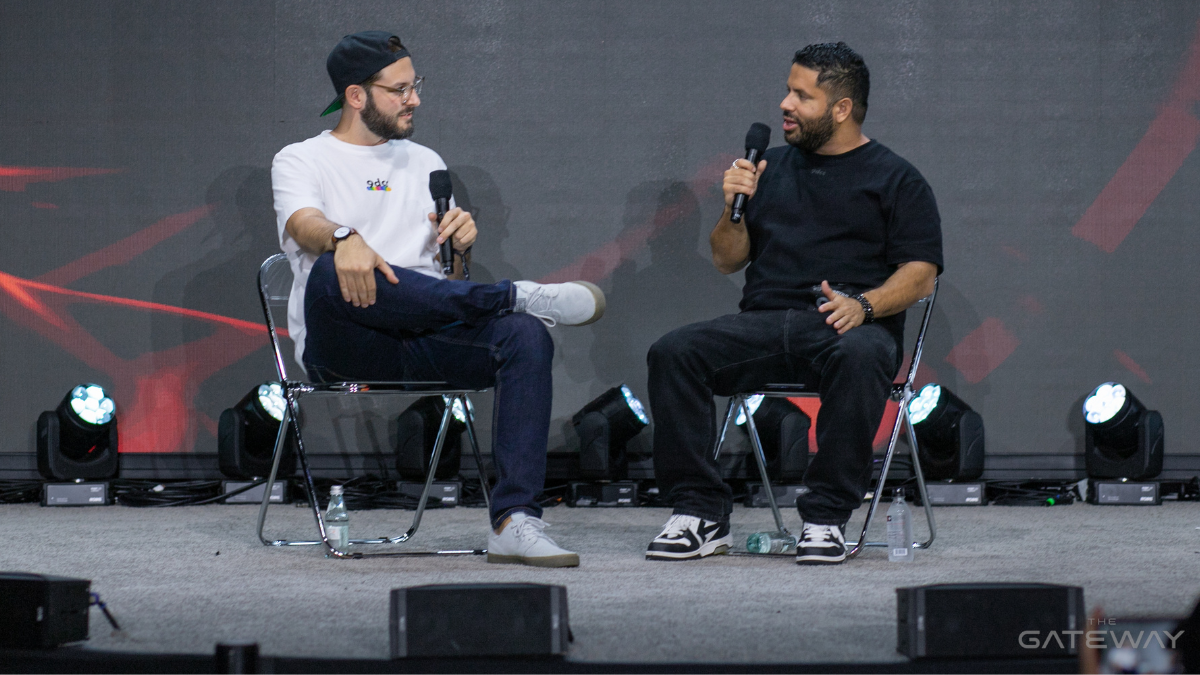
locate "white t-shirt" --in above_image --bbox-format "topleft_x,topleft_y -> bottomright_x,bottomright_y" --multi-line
271,131 -> 450,368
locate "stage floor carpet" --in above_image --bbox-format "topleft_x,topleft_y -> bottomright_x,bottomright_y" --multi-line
2,500 -> 1198,666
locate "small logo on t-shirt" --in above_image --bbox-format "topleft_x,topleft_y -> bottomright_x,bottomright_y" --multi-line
810,168 -> 826,176
366,179 -> 391,192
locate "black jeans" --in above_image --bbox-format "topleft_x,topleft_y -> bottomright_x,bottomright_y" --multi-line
301,253 -> 554,530
647,309 -> 900,525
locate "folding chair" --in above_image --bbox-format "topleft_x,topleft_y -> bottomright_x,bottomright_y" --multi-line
715,279 -> 938,559
253,253 -> 492,559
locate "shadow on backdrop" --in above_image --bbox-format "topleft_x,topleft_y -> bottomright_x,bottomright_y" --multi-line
589,180 -> 744,457
151,166 -> 282,452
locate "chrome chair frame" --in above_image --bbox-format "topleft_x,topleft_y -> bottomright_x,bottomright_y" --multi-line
715,278 -> 938,559
254,253 -> 492,559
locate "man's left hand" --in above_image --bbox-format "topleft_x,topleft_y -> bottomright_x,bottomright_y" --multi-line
818,280 -> 865,335
428,207 -> 477,251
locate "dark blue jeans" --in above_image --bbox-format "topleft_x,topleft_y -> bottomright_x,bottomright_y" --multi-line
647,309 -> 900,526
302,252 -> 552,529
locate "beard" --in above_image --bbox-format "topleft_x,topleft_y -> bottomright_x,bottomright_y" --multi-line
784,104 -> 835,153
362,89 -> 415,141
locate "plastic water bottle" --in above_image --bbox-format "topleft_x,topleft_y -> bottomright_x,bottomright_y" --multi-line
886,488 -> 914,562
746,531 -> 798,554
324,485 -> 349,556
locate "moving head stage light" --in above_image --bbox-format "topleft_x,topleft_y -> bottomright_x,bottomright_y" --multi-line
219,382 -> 295,480
572,385 -> 648,480
395,396 -> 472,481
736,394 -> 810,482
1082,382 -> 1163,481
907,384 -> 985,482
37,384 -> 119,481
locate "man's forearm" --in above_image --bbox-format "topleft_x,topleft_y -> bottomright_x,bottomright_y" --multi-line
710,206 -> 751,274
861,261 -> 938,318
285,208 -> 342,256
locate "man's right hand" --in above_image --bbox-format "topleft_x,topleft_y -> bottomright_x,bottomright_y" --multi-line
333,234 -> 399,308
722,158 -> 768,209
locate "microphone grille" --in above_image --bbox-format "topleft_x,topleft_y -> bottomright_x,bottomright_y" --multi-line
745,123 -> 771,154
428,170 -> 453,200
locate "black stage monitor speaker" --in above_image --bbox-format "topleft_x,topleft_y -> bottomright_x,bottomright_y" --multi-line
390,583 -> 570,658
897,583 -> 1084,659
0,572 -> 91,649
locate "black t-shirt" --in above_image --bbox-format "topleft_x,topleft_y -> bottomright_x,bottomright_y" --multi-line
741,139 -> 943,342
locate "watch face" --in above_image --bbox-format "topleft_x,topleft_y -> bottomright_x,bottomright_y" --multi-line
333,226 -> 352,240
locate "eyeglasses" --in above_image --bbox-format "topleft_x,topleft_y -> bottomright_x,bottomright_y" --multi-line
368,76 -> 424,103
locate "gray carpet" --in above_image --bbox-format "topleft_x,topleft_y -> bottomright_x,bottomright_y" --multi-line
3,499 -> 1199,664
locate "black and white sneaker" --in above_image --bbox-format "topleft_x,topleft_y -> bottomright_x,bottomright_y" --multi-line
795,522 -> 847,565
645,514 -> 732,560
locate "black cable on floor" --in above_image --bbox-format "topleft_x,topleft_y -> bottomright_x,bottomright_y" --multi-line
0,480 -> 44,504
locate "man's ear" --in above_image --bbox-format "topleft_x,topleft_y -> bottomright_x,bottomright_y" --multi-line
343,84 -> 368,111
833,97 -> 854,124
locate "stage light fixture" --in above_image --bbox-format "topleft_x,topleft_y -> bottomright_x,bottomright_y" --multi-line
219,382 -> 295,480
907,384 -> 985,482
37,384 -> 119,481
572,385 -> 649,480
394,396 -> 468,481
1082,382 -> 1163,481
735,395 -> 810,482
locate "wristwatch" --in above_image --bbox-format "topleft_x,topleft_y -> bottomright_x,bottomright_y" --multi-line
331,226 -> 357,249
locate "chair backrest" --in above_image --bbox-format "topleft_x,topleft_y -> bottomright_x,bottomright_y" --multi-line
898,276 -> 939,392
257,253 -> 296,383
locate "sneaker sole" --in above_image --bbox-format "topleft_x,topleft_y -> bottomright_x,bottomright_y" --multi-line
487,552 -> 580,568
795,552 -> 848,565
645,535 -> 733,561
567,281 -> 606,326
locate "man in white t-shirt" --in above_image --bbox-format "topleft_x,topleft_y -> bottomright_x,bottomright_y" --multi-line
272,31 -> 604,567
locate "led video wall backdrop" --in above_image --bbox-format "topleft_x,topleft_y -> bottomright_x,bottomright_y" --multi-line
2,1 -> 1199,460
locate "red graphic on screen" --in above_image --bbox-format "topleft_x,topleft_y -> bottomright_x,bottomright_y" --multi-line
1113,349 -> 1152,385
0,166 -> 124,192
1072,20 -> 1200,252
945,318 -> 1020,384
0,198 -> 270,453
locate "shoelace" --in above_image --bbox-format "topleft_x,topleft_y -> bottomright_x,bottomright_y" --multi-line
515,286 -> 558,327
658,515 -> 693,539
511,516 -> 561,546
802,523 -> 838,543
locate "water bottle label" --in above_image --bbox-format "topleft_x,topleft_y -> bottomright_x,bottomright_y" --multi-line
327,524 -> 348,550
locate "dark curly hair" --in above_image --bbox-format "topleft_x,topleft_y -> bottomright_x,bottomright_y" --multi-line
793,42 -> 870,124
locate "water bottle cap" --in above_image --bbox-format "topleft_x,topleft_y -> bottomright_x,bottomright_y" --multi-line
893,488 -> 904,498
330,485 -> 344,496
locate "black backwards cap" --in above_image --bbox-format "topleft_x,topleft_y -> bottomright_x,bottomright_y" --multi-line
321,31 -> 411,117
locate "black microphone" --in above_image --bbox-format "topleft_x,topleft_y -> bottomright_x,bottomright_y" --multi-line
429,170 -> 454,275
729,122 -> 771,224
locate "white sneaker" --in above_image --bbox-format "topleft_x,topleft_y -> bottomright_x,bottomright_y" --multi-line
487,513 -> 580,568
513,280 -> 605,327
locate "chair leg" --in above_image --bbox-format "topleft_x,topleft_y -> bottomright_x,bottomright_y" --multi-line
388,402 -> 454,544
460,395 -> 491,512
741,399 -> 789,535
288,390 -> 358,558
846,392 -> 909,560
712,397 -> 739,461
904,403 -> 937,549
256,403 -> 292,546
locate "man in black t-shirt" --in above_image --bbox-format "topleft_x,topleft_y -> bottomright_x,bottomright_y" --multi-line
645,43 -> 943,565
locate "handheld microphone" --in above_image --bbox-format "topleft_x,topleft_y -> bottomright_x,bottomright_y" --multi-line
429,170 -> 454,275
729,122 -> 771,224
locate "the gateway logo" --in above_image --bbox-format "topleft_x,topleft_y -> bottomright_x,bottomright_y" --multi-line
1019,628 -> 1184,650
366,179 -> 391,192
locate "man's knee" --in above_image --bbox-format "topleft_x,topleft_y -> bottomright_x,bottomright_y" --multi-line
497,312 -> 554,363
